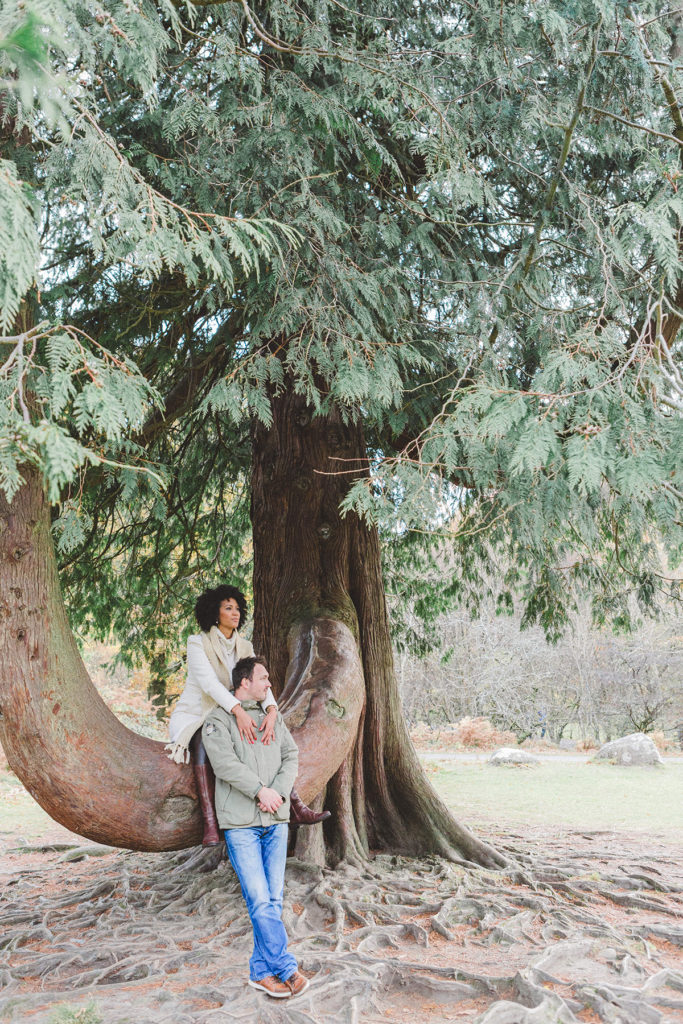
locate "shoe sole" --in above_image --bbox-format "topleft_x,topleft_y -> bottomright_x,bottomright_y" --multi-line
248,980 -> 291,999
288,977 -> 310,998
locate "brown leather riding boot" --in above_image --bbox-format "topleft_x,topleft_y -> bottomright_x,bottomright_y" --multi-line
194,763 -> 221,846
289,788 -> 331,825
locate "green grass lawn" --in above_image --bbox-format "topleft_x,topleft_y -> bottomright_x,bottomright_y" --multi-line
427,758 -> 683,837
1,758 -> 682,846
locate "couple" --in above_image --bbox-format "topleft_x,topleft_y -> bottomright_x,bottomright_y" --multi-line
167,585 -> 329,999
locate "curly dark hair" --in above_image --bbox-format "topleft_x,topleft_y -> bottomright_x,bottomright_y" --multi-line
194,585 -> 248,632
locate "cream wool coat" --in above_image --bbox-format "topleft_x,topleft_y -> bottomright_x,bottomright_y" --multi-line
166,630 -> 276,761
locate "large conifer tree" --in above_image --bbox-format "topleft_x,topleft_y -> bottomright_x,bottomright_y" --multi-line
1,1 -> 681,863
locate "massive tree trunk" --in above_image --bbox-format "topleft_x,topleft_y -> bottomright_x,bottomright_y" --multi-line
251,388 -> 505,868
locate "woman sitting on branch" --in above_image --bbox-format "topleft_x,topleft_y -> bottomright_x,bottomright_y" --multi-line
166,585 -> 329,845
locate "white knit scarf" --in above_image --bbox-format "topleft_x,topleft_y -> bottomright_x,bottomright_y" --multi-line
202,626 -> 237,688
165,627 -> 250,763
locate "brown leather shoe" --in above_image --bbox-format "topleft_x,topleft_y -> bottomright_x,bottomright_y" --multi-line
289,789 -> 331,825
248,975 -> 292,999
193,764 -> 221,846
285,970 -> 310,997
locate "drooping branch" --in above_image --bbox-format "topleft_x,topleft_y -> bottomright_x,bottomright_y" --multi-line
135,316 -> 238,448
627,10 -> 683,358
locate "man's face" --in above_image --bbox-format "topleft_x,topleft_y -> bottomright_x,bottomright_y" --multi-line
244,663 -> 271,702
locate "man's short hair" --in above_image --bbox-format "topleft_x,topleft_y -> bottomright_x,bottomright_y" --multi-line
232,656 -> 267,692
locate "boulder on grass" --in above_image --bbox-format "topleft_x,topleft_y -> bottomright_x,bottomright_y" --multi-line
489,748 -> 541,767
594,732 -> 663,766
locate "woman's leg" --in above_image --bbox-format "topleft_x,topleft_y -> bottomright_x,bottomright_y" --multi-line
189,729 -> 221,846
289,789 -> 331,825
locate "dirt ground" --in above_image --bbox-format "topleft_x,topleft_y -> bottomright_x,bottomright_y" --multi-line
1,815 -> 682,1024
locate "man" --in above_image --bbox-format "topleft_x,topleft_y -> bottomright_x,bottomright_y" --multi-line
202,656 -> 310,1000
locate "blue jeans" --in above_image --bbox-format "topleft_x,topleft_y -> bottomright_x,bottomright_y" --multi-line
224,824 -> 297,982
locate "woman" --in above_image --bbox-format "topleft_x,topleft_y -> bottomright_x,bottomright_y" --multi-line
167,585 -> 329,845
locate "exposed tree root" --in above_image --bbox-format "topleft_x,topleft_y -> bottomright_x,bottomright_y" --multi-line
1,827 -> 682,1024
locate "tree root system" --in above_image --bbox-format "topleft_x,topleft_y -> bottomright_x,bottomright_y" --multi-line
1,825 -> 681,1023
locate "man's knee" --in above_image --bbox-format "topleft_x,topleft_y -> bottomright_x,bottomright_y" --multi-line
249,892 -> 280,920
240,879 -> 271,916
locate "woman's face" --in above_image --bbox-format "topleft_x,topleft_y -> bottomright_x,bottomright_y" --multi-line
218,598 -> 241,634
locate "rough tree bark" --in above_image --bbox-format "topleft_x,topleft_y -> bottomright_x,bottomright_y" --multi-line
251,387 -> 505,868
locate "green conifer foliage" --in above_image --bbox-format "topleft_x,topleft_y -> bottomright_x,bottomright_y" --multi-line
2,0 -> 681,659
1,0 -> 296,526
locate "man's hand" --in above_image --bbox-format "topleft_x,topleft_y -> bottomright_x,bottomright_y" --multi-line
232,703 -> 257,743
257,786 -> 283,814
259,705 -> 278,745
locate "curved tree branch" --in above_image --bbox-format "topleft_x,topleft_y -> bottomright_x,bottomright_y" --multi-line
0,471 -> 364,850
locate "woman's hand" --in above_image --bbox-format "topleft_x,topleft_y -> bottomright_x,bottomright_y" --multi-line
232,703 -> 257,743
259,705 -> 278,745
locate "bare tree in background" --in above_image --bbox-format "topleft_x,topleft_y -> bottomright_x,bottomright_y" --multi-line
399,600 -> 683,746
